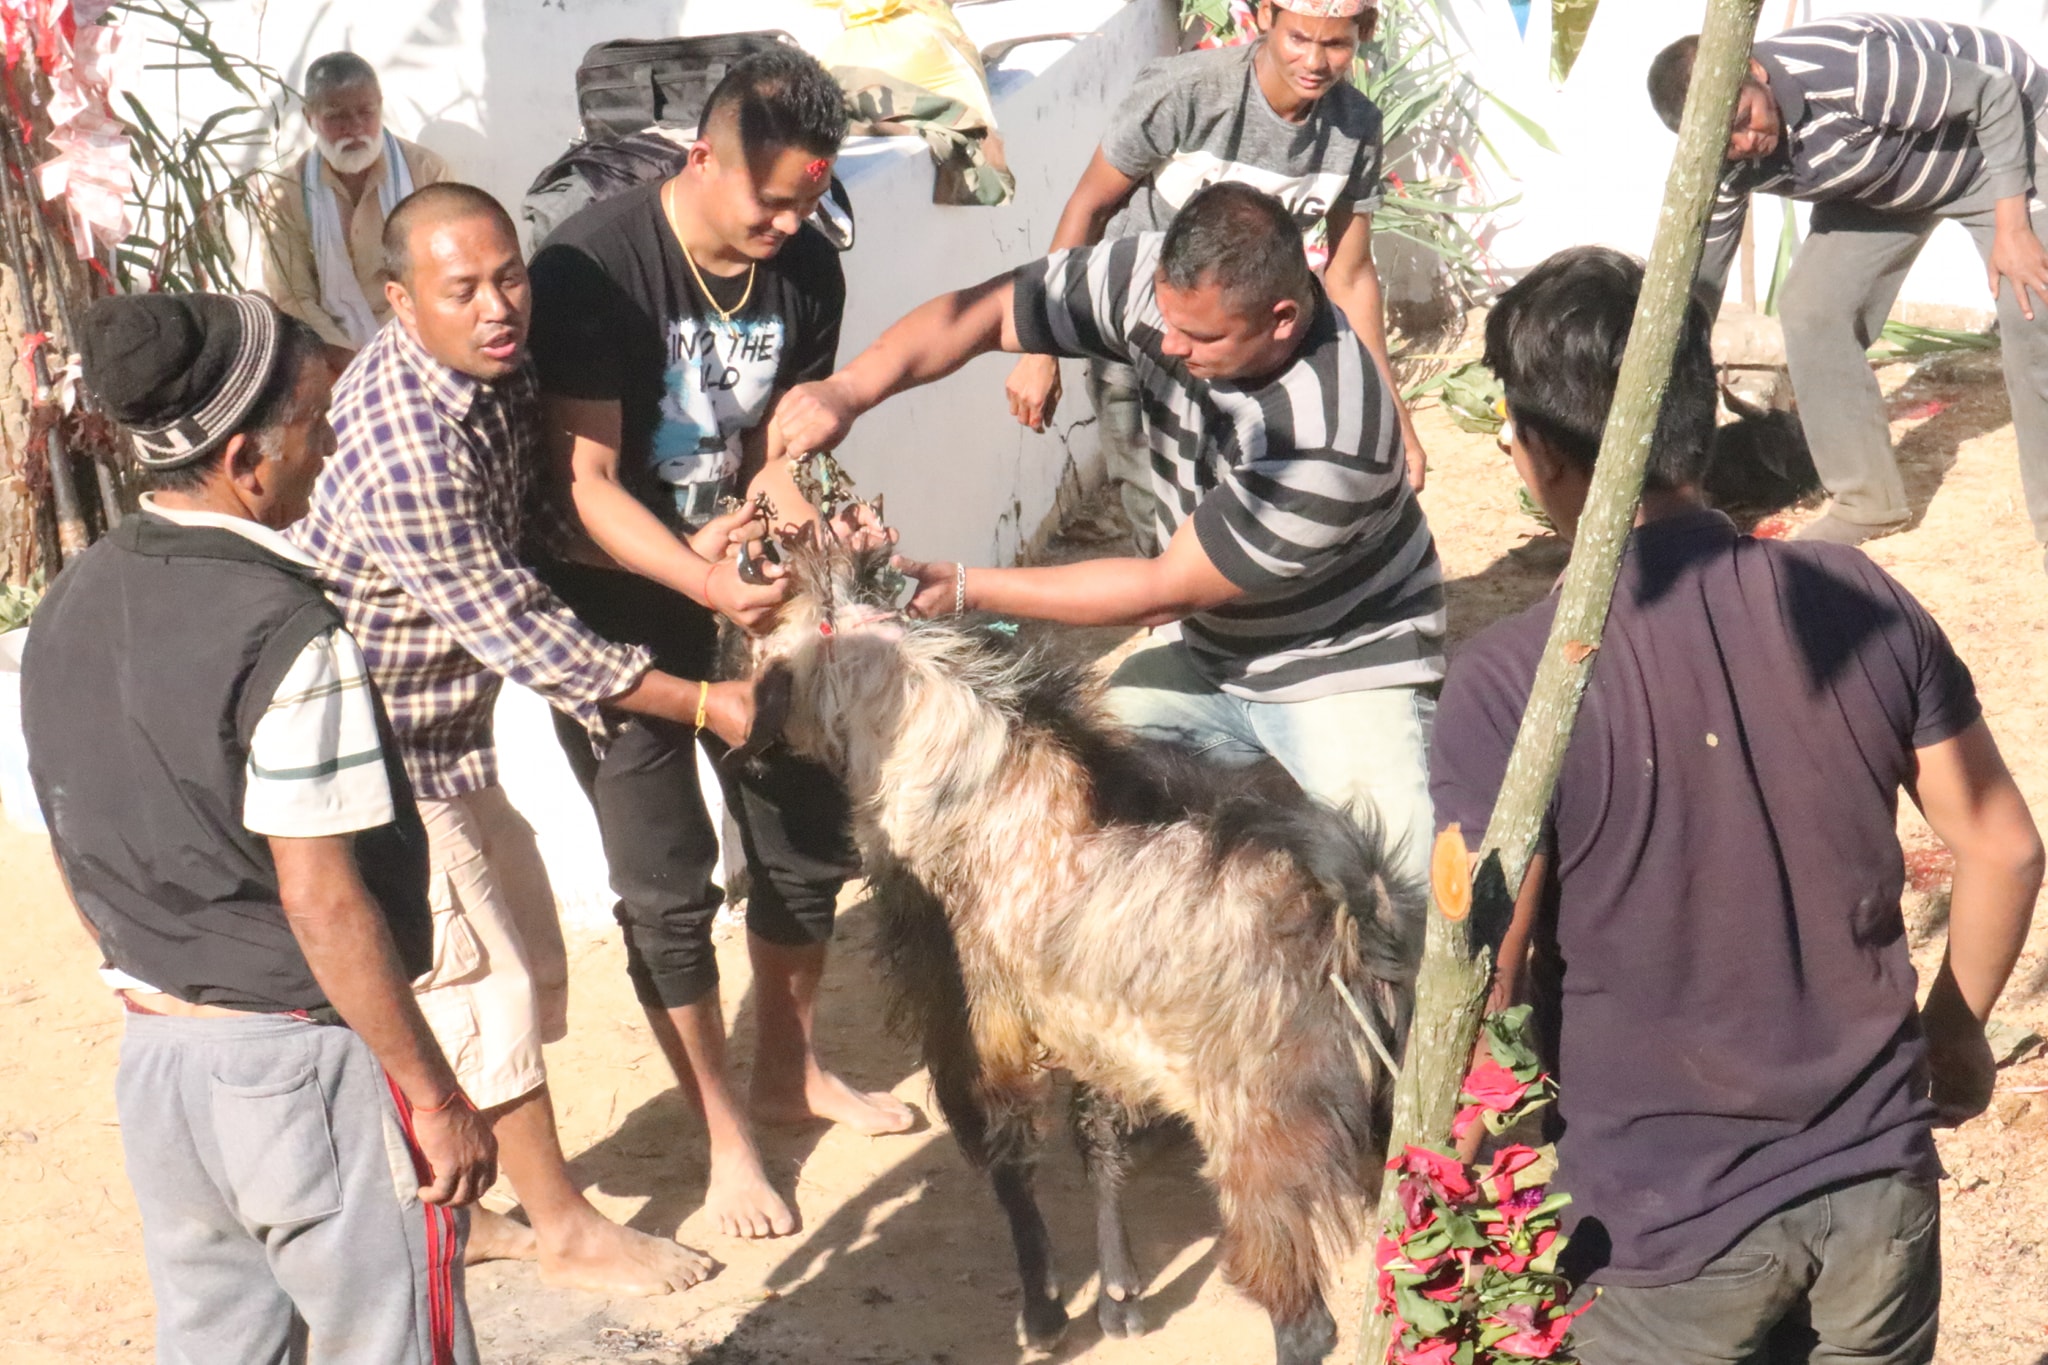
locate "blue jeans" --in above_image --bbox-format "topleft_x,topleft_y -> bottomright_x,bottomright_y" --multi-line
1104,641 -> 1436,886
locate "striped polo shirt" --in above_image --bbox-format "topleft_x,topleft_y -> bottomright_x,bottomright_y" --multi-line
1014,234 -> 1445,702
1702,14 -> 2048,285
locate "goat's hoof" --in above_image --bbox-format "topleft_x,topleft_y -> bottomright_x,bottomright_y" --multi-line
1096,1290 -> 1147,1338
1016,1296 -> 1069,1351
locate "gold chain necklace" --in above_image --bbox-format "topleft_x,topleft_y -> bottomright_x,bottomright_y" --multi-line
665,178 -> 756,324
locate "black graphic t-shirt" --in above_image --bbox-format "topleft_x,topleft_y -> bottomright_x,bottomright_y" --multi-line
528,180 -> 844,528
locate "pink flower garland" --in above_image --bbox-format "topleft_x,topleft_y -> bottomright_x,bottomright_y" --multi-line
1375,1006 -> 1586,1365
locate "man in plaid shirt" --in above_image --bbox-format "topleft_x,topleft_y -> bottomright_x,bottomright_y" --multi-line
296,183 -> 775,1295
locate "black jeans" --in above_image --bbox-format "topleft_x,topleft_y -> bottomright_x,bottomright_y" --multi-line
1571,1170 -> 1940,1365
542,561 -> 857,1010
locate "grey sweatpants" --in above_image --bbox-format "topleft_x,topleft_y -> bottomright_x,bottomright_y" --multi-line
117,1011 -> 476,1365
1779,178 -> 2048,542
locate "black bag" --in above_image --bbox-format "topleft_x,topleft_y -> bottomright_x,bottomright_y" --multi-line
575,32 -> 798,142
522,124 -> 856,251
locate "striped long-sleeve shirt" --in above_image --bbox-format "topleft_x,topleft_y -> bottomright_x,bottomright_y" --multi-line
1013,234 -> 1445,702
1700,13 -> 2048,290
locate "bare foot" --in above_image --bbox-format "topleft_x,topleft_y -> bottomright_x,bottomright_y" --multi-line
538,1209 -> 715,1296
753,1067 -> 918,1136
464,1206 -> 538,1265
705,1145 -> 799,1239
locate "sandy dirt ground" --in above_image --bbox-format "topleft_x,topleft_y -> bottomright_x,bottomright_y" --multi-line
3,348 -> 2047,1365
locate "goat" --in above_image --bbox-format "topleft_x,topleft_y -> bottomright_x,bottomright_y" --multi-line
740,535 -> 1420,1365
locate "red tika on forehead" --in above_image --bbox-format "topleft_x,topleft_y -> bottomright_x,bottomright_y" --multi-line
806,157 -> 830,180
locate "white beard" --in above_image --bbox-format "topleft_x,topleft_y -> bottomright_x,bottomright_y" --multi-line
317,132 -> 382,176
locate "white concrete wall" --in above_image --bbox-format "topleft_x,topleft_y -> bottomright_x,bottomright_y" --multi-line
1445,0 -> 2048,315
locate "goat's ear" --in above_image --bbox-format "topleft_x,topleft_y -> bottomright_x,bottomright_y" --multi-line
723,660 -> 794,777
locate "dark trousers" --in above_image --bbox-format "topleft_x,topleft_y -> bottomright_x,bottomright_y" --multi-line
1571,1171 -> 1940,1365
542,561 -> 856,1010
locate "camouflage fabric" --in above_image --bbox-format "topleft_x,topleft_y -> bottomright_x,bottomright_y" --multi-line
835,66 -> 1017,208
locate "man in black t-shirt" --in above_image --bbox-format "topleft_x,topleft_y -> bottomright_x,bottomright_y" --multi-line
1432,247 -> 2042,1363
527,47 -> 913,1243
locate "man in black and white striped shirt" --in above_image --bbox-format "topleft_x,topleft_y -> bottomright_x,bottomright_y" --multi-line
772,183 -> 1446,883
1652,13 -> 2048,556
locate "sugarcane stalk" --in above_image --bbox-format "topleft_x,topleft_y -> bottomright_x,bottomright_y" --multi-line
5,126 -> 119,532
0,116 -> 88,559
1356,2 -> 1766,1361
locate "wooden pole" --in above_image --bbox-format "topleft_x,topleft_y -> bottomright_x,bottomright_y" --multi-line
1356,1 -> 1765,1360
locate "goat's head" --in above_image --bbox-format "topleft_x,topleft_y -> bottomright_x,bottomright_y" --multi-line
738,521 -> 916,779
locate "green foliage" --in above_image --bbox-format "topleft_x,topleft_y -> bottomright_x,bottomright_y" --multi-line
106,0 -> 290,292
0,581 -> 40,633
1867,320 -> 1999,362
1406,360 -> 1504,433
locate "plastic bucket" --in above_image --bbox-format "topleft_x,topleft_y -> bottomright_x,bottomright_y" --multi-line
0,628 -> 44,833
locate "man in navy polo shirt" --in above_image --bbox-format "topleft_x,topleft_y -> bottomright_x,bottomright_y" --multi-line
1433,246 -> 2042,1363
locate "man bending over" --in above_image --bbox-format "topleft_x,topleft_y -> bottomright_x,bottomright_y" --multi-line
1653,15 -> 2048,559
775,182 -> 1445,886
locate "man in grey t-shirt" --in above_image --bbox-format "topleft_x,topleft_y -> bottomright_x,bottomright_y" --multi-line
1006,0 -> 1424,554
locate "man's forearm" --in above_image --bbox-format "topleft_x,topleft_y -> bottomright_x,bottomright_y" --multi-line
1048,189 -> 1119,254
275,838 -> 461,1108
831,277 -> 1016,413
1935,847 -> 2040,1023
569,475 -> 717,603
966,559 -> 1206,628
1329,265 -> 1406,411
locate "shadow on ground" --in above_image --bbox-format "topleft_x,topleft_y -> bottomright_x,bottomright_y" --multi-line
721,1118 -> 1225,1365
1889,352 -> 2013,531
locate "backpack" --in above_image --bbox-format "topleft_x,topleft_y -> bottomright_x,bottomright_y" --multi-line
521,123 -> 856,251
574,32 -> 798,142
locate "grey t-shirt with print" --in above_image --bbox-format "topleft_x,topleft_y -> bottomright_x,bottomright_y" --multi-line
1100,41 -> 1385,243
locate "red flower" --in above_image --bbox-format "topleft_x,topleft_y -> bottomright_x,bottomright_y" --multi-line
1482,1225 -> 1557,1274
1451,1103 -> 1485,1143
1490,1300 -> 1590,1359
1485,1144 -> 1543,1202
1462,1058 -> 1533,1114
1388,1145 -> 1477,1204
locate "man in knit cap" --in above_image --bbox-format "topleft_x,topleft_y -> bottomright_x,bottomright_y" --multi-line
22,291 -> 495,1364
1003,0 -> 1421,553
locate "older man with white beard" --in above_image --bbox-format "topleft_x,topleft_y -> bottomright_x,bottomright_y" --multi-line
262,51 -> 450,367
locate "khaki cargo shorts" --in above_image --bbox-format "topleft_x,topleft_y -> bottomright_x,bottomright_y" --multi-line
411,784 -> 569,1111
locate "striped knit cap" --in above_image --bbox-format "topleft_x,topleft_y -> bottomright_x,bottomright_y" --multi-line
1269,0 -> 1374,16
78,293 -> 284,470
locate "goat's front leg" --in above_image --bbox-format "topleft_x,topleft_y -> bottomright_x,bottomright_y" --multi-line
1271,1297 -> 1339,1365
1072,1084 -> 1145,1337
989,1160 -> 1068,1349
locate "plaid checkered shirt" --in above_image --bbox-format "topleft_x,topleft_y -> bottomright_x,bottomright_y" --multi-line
293,321 -> 652,800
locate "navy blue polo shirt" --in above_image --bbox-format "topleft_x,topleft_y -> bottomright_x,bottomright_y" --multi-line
1431,508 -> 1974,1287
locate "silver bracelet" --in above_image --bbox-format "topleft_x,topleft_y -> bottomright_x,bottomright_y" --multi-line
954,562 -> 967,615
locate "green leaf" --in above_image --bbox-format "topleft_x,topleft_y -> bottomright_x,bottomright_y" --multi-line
1480,90 -> 1560,154
1394,1280 -> 1461,1337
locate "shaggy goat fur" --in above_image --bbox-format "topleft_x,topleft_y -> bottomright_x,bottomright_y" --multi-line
747,539 -> 1420,1363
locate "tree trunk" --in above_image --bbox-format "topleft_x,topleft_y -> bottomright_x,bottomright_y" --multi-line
1356,2 -> 1766,1360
